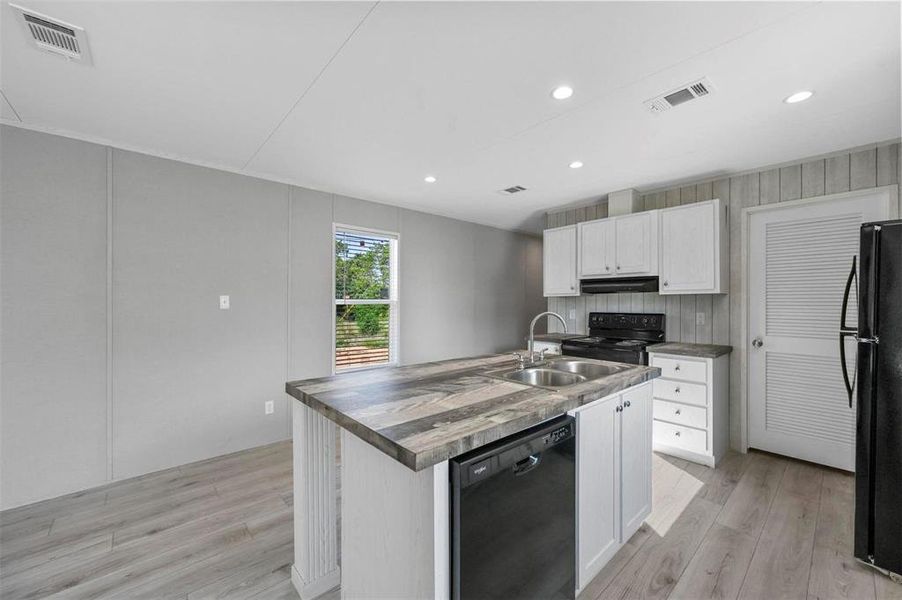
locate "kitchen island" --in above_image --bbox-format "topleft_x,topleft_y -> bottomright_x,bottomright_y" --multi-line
285,353 -> 660,599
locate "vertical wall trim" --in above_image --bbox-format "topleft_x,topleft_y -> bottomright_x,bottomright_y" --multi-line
106,147 -> 114,481
286,187 -> 292,381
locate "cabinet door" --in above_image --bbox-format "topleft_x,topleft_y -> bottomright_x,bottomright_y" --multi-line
620,383 -> 652,541
578,219 -> 615,278
576,396 -> 621,591
660,202 -> 715,293
614,212 -> 655,275
543,226 -> 578,296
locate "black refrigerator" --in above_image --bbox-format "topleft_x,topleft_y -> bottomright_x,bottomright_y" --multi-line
840,219 -> 902,577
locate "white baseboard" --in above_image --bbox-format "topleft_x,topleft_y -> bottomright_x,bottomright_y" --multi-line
654,443 -> 715,468
291,564 -> 341,600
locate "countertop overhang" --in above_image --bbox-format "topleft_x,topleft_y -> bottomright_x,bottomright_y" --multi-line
285,354 -> 660,471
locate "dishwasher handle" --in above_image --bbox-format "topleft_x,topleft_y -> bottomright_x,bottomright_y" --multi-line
512,454 -> 541,476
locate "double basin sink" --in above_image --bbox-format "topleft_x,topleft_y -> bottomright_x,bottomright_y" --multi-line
490,357 -> 629,390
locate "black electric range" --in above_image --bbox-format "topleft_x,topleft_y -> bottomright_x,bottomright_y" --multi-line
560,312 -> 665,365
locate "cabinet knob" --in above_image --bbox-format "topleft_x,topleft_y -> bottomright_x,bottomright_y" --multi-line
674,364 -> 681,371
675,386 -> 681,394
605,265 -> 610,271
615,405 -> 623,412
675,431 -> 681,437
663,281 -> 669,287
624,400 -> 631,408
675,409 -> 681,415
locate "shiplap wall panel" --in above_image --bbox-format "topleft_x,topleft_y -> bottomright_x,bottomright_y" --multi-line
876,144 -> 898,186
850,148 -> 877,190
760,169 -> 780,205
801,159 -> 826,198
729,173 -> 760,446
779,165 -> 802,202
544,142 -> 900,449
825,154 -> 851,194
712,178 -> 732,346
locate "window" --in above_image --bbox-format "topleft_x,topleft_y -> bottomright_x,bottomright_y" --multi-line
333,226 -> 399,372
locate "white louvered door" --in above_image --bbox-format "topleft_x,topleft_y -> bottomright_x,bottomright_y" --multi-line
748,192 -> 893,470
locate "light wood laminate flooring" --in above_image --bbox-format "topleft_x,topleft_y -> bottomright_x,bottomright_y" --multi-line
1,440 -> 895,599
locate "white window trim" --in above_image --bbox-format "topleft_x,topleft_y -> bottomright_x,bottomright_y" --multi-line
331,223 -> 400,375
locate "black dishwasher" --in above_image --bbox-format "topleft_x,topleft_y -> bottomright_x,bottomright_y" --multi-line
450,415 -> 575,600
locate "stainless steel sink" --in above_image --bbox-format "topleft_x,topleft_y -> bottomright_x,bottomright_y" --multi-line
546,359 -> 629,379
501,367 -> 586,388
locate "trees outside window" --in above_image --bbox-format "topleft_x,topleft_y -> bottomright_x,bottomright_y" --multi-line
334,228 -> 398,371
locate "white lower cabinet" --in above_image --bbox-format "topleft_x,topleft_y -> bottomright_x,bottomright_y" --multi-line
649,352 -> 729,468
571,382 -> 652,593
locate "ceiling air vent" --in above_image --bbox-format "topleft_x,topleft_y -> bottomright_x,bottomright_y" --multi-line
498,185 -> 528,195
11,4 -> 92,65
644,77 -> 714,114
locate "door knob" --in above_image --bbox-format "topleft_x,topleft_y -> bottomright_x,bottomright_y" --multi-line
752,337 -> 764,349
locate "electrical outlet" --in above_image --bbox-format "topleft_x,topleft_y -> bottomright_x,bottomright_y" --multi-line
569,309 -> 576,320
219,295 -> 230,310
696,312 -> 705,325
265,400 -> 274,415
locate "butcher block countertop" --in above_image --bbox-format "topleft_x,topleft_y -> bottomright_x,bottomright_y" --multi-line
285,354 -> 659,471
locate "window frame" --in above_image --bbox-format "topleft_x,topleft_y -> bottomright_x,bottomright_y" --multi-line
331,223 -> 400,374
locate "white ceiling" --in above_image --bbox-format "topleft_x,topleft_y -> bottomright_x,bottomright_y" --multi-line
2,1 -> 899,232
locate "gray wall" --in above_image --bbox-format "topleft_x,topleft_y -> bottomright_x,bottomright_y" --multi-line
0,125 -> 544,509
545,141 -> 901,450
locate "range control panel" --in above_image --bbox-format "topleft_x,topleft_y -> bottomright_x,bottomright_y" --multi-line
589,312 -> 665,332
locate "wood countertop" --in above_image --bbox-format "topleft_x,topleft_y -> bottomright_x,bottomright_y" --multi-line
286,354 -> 659,471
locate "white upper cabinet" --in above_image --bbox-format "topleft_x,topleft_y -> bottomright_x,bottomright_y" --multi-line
578,219 -> 615,278
578,211 -> 658,278
614,212 -> 658,275
659,198 -> 728,294
543,225 -> 579,296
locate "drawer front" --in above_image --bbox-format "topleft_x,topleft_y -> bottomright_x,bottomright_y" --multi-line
653,379 -> 707,407
650,356 -> 707,383
654,420 -> 707,453
654,399 -> 707,430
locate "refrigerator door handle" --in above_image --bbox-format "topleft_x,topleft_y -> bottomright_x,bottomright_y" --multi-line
839,256 -> 858,407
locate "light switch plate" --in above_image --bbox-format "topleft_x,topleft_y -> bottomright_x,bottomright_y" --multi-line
220,295 -> 230,310
265,400 -> 274,415
569,309 -> 576,320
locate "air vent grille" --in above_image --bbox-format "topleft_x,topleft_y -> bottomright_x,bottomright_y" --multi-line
644,77 -> 714,114
499,185 -> 528,195
12,4 -> 92,65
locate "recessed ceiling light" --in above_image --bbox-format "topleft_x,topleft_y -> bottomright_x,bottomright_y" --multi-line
552,86 -> 573,100
424,175 -> 436,183
784,90 -> 813,104
569,161 -> 584,169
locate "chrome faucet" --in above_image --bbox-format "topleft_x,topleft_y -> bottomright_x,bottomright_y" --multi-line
528,311 -> 568,364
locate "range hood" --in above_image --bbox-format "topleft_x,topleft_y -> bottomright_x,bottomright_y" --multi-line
580,276 -> 659,294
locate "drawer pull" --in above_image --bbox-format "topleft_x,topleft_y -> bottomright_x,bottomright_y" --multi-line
675,409 -> 681,415
674,431 -> 681,437
674,364 -> 681,371
675,386 -> 681,394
